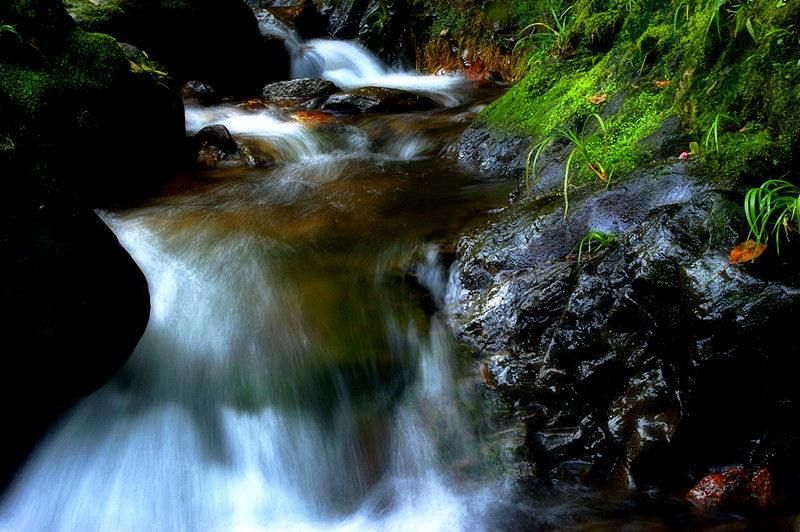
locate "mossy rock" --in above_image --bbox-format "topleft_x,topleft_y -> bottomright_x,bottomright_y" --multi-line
65,0 -> 290,96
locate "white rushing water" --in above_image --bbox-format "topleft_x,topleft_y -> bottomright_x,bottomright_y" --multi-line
0,42 -> 507,530
257,12 -> 469,107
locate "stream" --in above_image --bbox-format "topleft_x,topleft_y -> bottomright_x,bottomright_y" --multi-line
3,22 -> 779,532
0,34 -> 523,531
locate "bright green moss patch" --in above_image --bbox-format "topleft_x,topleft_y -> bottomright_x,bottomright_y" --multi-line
0,64 -> 56,118
59,27 -> 128,93
475,0 -> 800,190
0,27 -> 129,124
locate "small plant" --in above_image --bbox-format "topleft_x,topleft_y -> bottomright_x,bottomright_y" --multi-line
1,20 -> 21,41
576,231 -> 615,262
673,0 -> 690,33
513,5 -> 574,70
744,178 -> 800,257
526,113 -> 612,217
730,0 -> 757,40
705,0 -> 728,39
704,111 -> 744,151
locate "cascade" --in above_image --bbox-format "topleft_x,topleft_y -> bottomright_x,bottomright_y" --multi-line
0,30 -> 516,531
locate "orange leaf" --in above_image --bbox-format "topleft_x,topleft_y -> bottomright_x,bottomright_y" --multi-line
654,80 -> 671,88
480,364 -> 497,389
587,93 -> 607,105
730,240 -> 767,264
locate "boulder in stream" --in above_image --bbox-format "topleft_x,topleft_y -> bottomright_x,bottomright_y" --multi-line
0,165 -> 150,487
262,78 -> 341,100
320,86 -> 436,113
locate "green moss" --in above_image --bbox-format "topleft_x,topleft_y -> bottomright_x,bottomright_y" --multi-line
473,0 -> 799,193
703,128 -> 776,183
0,64 -> 56,118
0,26 -> 128,123
58,27 -> 128,93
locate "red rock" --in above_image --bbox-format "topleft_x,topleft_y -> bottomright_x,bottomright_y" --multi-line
465,58 -> 485,81
745,468 -> 778,508
686,467 -> 780,511
686,467 -> 748,510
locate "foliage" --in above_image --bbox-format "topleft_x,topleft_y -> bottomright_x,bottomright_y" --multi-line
704,112 -> 744,152
731,0 -> 757,40
1,21 -> 21,40
705,0 -> 727,39
513,5 -> 574,72
526,113 -> 612,217
576,231 -> 614,262
744,179 -> 800,256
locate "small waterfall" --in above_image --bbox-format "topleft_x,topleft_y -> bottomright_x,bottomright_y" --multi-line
0,67 -> 515,529
257,13 -> 469,107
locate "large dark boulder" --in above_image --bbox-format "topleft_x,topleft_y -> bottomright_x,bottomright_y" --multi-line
0,161 -> 150,487
0,0 -> 152,485
446,161 -> 800,491
67,0 -> 290,97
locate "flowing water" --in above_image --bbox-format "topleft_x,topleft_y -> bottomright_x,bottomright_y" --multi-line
0,36 -> 521,532
4,23 -> 781,532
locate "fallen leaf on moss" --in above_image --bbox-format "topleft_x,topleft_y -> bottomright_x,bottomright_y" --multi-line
655,80 -> 671,88
587,93 -> 607,104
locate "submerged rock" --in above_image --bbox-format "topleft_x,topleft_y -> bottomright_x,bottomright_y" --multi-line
447,161 -> 800,489
320,86 -> 436,113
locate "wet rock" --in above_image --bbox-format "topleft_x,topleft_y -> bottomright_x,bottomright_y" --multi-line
320,86 -> 436,113
686,467 -> 778,510
194,144 -> 225,168
1,171 -> 149,486
192,124 -> 238,155
446,124 -> 534,179
290,110 -> 337,124
465,58 -> 486,81
447,161 -> 800,488
181,80 -> 220,106
190,124 -> 238,168
238,144 -> 275,167
262,78 -> 341,100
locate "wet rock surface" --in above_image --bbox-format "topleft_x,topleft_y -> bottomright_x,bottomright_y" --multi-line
262,78 -> 341,100
686,467 -> 779,511
446,161 -> 800,491
320,86 -> 437,113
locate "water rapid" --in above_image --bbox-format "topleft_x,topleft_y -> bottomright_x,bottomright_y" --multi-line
0,37 -> 517,531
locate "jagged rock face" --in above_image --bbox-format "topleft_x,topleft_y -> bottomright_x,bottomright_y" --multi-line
446,162 -> 800,489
